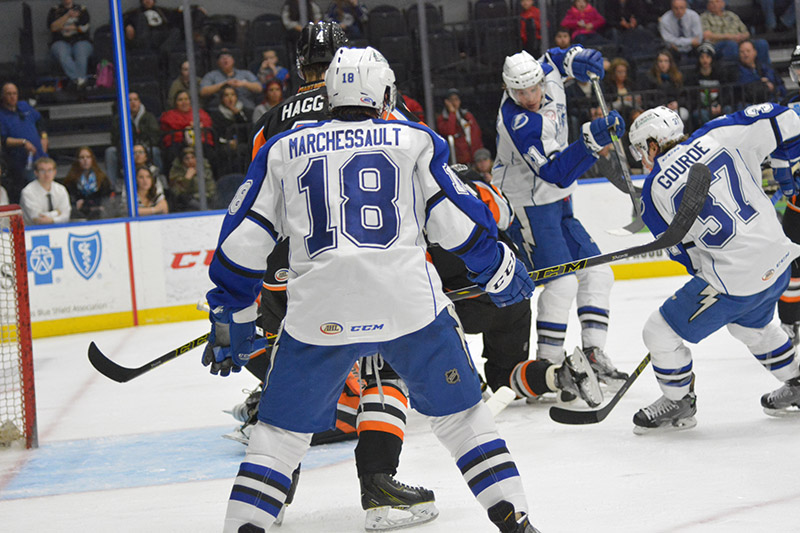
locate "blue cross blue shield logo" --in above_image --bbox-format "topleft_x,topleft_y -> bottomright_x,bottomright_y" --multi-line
68,232 -> 102,280
27,235 -> 63,285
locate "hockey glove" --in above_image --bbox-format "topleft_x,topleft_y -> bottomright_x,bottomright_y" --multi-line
202,305 -> 258,377
569,48 -> 605,82
772,162 -> 800,198
468,242 -> 535,308
581,111 -> 625,153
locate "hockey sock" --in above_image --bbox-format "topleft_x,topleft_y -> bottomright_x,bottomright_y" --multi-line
728,322 -> 800,382
643,310 -> 695,401
577,305 -> 609,350
429,403 -> 528,515
355,379 -> 408,477
576,265 -> 613,349
509,359 -> 553,399
536,275 -> 577,362
224,423 -> 311,533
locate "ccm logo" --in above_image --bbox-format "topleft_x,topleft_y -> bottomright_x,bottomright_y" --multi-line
320,322 -> 343,335
351,324 -> 384,332
171,250 -> 215,269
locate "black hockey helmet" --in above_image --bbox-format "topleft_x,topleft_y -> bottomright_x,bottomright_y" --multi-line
790,45 -> 800,83
296,21 -> 348,73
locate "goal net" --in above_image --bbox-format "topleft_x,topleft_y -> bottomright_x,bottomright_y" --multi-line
0,205 -> 36,449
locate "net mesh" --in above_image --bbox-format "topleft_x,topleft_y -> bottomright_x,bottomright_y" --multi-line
0,209 -> 34,448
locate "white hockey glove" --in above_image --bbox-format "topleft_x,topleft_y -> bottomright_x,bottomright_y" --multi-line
581,110 -> 625,153
468,242 -> 535,307
202,305 -> 261,377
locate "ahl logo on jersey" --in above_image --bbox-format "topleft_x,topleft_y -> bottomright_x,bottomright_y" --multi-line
320,322 -> 343,335
275,268 -> 289,283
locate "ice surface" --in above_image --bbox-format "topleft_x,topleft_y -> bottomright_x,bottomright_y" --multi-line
1,276 -> 798,532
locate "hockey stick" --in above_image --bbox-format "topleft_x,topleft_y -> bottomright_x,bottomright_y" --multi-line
88,333 -> 275,383
447,162 -> 711,302
588,71 -> 642,225
548,353 -> 651,424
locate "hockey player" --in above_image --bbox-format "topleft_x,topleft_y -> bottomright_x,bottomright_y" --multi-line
628,104 -> 800,434
493,47 -> 629,389
432,164 -> 603,408
778,45 -> 800,345
204,46 -> 540,532
225,21 -> 438,531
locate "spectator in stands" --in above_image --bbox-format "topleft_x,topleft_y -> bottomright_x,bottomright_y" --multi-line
701,0 -> 771,64
160,89 -> 214,169
401,90 -> 425,122
133,143 -> 167,193
435,88 -> 484,165
560,0 -> 609,46
168,146 -> 215,212
167,61 -> 202,111
282,0 -> 323,44
0,83 -> 48,204
554,27 -> 573,49
20,157 -> 70,225
252,80 -> 285,124
645,50 -> 690,121
686,42 -> 734,126
106,91 -> 162,189
200,48 -> 262,114
47,1 -> 93,90
250,49 -> 290,92
63,146 -> 113,220
659,0 -> 703,62
124,0 -> 180,55
758,0 -> 795,33
325,0 -> 368,39
604,57 -> 642,124
519,0 -> 542,55
472,148 -> 493,183
737,39 -> 785,104
605,0 -> 658,49
135,165 -> 168,215
210,86 -> 251,174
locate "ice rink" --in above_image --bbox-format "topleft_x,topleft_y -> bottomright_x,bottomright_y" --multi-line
1,275 -> 798,533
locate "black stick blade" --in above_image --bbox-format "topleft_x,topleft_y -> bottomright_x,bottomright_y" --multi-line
88,342 -> 140,383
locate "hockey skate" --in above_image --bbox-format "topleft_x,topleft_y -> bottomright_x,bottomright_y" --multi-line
761,376 -> 800,416
633,393 -> 697,435
360,473 -> 438,531
555,348 -> 604,407
583,347 -> 629,390
488,500 -> 542,533
222,386 -> 261,444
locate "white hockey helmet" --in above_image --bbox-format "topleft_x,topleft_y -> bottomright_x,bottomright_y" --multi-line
628,106 -> 684,162
502,50 -> 545,105
790,45 -> 800,83
325,47 -> 396,116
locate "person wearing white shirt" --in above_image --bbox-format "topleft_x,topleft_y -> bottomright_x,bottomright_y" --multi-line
20,157 -> 71,225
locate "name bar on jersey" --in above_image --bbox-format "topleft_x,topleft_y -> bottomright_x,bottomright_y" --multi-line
288,126 -> 403,159
657,140 -> 710,189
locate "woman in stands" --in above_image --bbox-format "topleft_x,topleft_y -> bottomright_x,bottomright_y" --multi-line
159,90 -> 214,170
604,57 -> 641,124
135,166 -> 168,216
62,146 -> 113,220
645,50 -> 689,122
252,80 -> 285,124
325,0 -> 368,39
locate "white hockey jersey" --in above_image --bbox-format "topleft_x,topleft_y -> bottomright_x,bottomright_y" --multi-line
207,118 -> 501,345
641,103 -> 800,296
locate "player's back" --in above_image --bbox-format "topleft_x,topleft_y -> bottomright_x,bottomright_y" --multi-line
261,118 -> 460,345
645,113 -> 800,296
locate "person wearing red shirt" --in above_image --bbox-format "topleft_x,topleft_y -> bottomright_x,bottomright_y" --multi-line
435,88 -> 484,165
561,0 -> 606,42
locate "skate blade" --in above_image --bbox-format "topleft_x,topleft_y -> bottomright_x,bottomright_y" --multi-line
567,347 -> 604,408
763,406 -> 800,417
365,502 -> 439,531
633,416 -> 697,435
221,429 -> 249,445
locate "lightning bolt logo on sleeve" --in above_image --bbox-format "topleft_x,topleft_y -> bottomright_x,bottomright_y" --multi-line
690,285 -> 719,321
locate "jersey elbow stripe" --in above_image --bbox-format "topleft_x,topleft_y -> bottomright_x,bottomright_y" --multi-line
246,209 -> 279,241
451,225 -> 486,257
216,250 -> 266,279
426,190 -> 446,217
